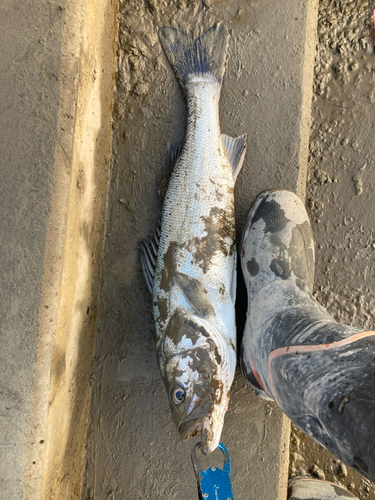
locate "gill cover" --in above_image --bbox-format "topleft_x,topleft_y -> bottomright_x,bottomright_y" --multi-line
161,308 -> 226,453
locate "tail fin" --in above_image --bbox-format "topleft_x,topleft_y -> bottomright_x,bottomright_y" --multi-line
158,24 -> 228,88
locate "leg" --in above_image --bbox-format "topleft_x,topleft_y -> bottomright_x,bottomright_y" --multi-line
240,189 -> 375,481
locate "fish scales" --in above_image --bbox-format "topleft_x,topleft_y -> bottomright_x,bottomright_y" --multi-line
140,24 -> 246,454
156,79 -> 234,327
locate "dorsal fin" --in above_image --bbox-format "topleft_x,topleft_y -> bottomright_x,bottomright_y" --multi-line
174,271 -> 215,318
141,141 -> 182,294
222,133 -> 247,182
140,221 -> 161,294
157,141 -> 183,201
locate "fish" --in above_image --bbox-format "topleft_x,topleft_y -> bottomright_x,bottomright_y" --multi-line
140,24 -> 246,454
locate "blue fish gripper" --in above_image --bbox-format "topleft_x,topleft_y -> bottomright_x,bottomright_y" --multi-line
191,442 -> 234,500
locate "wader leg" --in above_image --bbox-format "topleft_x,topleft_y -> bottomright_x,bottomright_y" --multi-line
270,324 -> 375,481
239,189 -> 375,483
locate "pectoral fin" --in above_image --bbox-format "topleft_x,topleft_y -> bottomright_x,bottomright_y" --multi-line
174,271 -> 215,318
222,133 -> 247,182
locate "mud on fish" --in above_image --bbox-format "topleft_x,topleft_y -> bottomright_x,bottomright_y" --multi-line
141,24 -> 246,454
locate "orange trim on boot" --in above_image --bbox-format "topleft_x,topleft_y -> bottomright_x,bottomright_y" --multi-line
247,348 -> 274,399
267,330 -> 375,407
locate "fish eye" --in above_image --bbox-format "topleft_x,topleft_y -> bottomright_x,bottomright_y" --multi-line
171,385 -> 186,405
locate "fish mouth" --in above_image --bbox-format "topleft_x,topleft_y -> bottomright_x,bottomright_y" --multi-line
179,415 -> 223,455
179,419 -> 202,442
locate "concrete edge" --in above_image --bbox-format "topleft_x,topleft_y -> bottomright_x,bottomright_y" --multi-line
22,0 -> 118,498
22,0 -> 85,496
297,0 -> 319,201
278,2 -> 319,496
276,415 -> 292,500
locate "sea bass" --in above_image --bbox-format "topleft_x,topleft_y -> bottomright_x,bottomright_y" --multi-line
141,24 -> 246,454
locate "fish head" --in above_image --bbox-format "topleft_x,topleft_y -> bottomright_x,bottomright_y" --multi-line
160,308 -> 232,454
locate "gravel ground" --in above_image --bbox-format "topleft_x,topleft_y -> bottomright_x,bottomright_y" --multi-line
289,1 -> 375,499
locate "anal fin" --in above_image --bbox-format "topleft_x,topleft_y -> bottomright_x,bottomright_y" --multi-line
174,271 -> 215,318
222,133 -> 247,182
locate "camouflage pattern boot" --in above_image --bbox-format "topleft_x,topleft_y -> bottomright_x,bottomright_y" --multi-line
240,189 -> 375,482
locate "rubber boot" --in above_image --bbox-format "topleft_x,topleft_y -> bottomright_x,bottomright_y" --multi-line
240,189 -> 375,481
288,476 -> 359,499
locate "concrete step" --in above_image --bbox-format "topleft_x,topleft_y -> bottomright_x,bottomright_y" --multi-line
0,0 -> 318,498
83,1 -> 318,499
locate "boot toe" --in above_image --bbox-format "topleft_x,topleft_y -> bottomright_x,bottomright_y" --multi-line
240,189 -> 315,297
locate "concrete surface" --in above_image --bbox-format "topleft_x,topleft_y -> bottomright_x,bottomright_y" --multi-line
290,2 -> 375,499
0,0 -> 320,498
82,1 -> 318,499
35,0 -> 118,498
0,0 -> 117,499
0,1 -> 68,498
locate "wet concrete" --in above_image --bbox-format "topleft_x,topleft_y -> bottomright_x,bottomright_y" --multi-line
82,0 -> 318,498
289,1 -> 375,499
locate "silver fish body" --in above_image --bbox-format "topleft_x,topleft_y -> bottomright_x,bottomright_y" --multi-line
141,24 -> 246,454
